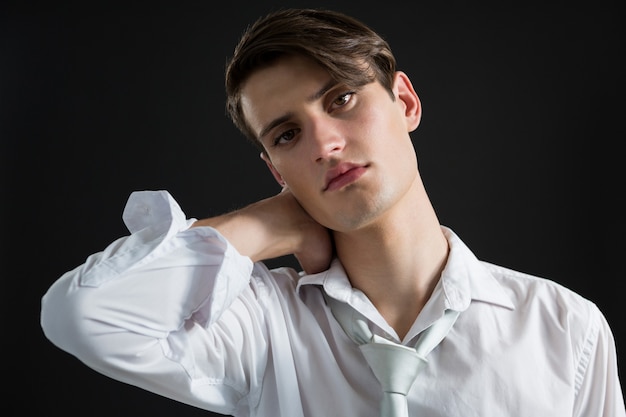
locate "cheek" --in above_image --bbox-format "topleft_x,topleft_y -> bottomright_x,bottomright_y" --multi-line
360,98 -> 403,134
357,112 -> 400,152
272,161 -> 322,207
272,158 -> 312,192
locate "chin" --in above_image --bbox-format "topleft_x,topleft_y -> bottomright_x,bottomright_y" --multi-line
329,198 -> 390,232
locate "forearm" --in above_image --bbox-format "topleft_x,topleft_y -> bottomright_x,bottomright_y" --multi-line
192,191 -> 332,273
193,197 -> 297,263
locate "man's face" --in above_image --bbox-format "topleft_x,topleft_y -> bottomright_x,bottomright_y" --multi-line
240,55 -> 422,232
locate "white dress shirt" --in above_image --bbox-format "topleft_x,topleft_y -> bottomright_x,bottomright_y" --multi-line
41,190 -> 625,417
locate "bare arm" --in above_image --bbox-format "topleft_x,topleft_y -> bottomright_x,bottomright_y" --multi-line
191,189 -> 333,274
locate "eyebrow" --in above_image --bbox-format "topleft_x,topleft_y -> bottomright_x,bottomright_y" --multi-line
257,79 -> 339,140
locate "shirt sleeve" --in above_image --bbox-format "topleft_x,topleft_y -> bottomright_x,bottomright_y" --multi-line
573,304 -> 626,417
40,190 -> 268,415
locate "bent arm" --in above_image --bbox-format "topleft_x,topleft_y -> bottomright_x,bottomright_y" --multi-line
39,191 -> 271,413
40,189 -> 333,413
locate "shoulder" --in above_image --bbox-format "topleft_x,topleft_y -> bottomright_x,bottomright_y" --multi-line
249,261 -> 306,300
481,261 -> 602,340
482,261 -> 596,311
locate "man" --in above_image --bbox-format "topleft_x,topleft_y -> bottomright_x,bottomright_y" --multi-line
41,8 -> 625,417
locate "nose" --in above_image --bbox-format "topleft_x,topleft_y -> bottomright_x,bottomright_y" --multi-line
309,116 -> 346,163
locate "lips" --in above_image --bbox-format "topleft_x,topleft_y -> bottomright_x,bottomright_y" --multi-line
323,163 -> 368,192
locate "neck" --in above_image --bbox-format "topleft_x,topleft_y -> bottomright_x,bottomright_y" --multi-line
333,178 -> 449,339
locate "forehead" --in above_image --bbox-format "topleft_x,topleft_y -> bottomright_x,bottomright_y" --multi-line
239,55 -> 332,135
242,54 -> 330,97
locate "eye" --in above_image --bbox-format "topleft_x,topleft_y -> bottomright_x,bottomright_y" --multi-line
272,128 -> 300,146
330,91 -> 355,110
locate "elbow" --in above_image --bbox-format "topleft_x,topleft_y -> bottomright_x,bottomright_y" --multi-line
40,272 -> 104,364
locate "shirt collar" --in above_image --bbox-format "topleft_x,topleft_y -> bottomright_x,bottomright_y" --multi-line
297,226 -> 514,314
438,226 -> 514,310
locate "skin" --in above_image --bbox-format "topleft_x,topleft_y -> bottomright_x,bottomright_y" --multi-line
194,55 -> 449,339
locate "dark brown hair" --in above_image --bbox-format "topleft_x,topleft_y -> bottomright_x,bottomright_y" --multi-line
225,8 -> 397,148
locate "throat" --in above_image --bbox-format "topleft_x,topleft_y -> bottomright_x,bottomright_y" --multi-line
375,289 -> 432,341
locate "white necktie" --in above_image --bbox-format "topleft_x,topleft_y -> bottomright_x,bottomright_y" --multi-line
327,296 -> 459,417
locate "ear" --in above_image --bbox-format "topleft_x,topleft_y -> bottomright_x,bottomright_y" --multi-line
393,71 -> 422,132
260,152 -> 286,187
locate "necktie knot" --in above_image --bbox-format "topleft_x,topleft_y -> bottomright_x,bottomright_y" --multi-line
325,294 -> 459,417
359,342 -> 427,395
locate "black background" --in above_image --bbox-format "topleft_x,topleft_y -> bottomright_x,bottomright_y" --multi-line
2,0 -> 624,415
